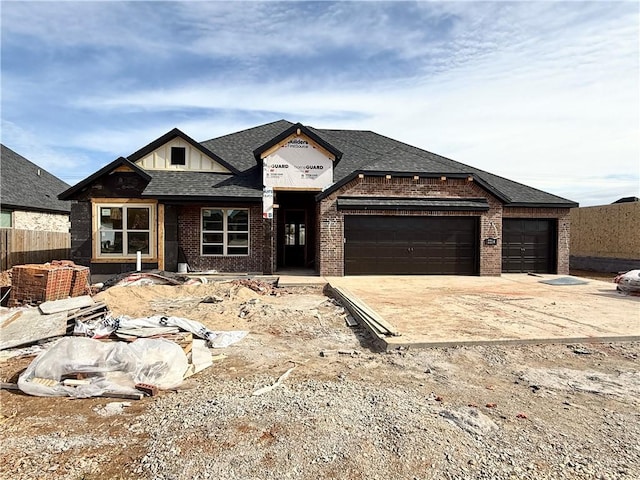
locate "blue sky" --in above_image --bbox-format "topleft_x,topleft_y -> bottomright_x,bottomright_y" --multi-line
1,0 -> 638,206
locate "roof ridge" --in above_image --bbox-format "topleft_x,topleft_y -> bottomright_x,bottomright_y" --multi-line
202,119 -> 293,143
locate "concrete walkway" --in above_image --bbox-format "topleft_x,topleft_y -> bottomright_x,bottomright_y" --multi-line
327,274 -> 640,349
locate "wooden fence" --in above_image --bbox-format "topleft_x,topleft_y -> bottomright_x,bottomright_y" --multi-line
0,228 -> 71,271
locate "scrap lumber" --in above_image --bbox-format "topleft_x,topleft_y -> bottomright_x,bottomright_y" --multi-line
0,382 -> 21,391
0,382 -> 143,400
116,327 -> 180,338
0,309 -> 68,350
39,295 -> 94,315
329,285 -> 401,337
67,302 -> 109,327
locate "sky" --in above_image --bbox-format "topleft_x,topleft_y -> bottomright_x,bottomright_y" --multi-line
1,0 -> 638,207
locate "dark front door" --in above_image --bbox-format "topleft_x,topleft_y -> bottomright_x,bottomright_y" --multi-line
502,219 -> 556,273
283,210 -> 306,267
344,216 -> 479,275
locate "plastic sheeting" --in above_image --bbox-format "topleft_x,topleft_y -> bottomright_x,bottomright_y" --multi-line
17,337 -> 188,398
615,270 -> 640,295
75,314 -> 247,348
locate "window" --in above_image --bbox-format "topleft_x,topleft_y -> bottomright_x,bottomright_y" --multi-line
97,204 -> 153,257
202,208 -> 249,255
170,147 -> 186,165
0,210 -> 12,228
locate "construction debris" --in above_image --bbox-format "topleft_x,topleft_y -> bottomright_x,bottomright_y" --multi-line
232,278 -> 277,296
74,314 -> 247,349
252,365 -> 296,396
9,261 -> 90,307
38,295 -> 95,315
0,266 -> 251,399
329,285 -> 400,338
1,308 -> 69,350
17,337 -> 189,398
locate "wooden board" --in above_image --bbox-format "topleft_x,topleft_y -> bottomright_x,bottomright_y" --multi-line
39,295 -> 95,315
330,285 -> 400,337
0,309 -> 68,350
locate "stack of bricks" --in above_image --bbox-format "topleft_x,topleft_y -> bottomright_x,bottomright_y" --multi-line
8,261 -> 90,307
69,265 -> 91,297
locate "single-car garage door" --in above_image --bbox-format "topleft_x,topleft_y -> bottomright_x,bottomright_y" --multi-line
502,219 -> 556,273
344,216 -> 479,275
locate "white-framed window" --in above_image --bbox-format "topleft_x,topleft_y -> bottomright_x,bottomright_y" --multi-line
202,208 -> 249,256
97,204 -> 154,257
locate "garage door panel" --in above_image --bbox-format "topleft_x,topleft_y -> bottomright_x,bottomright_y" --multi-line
345,216 -> 479,275
502,219 -> 556,273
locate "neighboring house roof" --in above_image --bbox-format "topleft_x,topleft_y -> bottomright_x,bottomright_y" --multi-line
62,120 -> 578,207
1,144 -> 71,214
612,196 -> 639,204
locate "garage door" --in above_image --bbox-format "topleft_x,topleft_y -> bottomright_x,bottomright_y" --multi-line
344,216 -> 479,275
502,219 -> 556,273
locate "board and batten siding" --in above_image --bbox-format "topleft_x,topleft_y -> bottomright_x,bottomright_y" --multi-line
135,138 -> 231,173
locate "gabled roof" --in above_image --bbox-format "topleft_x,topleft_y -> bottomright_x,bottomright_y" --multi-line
252,122 -> 343,163
59,157 -> 151,200
63,119 -> 578,207
128,127 -> 239,174
200,120 -> 294,173
1,144 -> 71,214
306,127 -> 577,207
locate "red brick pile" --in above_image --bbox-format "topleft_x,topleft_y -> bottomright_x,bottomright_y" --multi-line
9,261 -> 91,307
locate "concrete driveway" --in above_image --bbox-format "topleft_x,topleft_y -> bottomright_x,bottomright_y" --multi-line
326,274 -> 640,348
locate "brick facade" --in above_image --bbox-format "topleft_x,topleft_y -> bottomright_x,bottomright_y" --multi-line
317,175 -> 570,277
178,204 -> 264,273
318,176 -> 505,276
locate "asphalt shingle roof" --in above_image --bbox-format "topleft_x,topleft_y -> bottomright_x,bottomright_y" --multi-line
62,119 -> 577,207
141,169 -> 262,200
1,144 -> 71,213
200,120 -> 293,173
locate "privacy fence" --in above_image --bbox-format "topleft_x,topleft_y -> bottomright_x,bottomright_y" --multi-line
0,228 -> 71,271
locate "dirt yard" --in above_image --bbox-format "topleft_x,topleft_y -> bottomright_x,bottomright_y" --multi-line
1,279 -> 639,479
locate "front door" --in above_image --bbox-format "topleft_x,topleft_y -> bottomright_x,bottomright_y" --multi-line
283,210 -> 306,267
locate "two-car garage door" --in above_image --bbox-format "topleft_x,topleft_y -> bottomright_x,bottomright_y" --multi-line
344,216 -> 479,275
343,216 -> 557,275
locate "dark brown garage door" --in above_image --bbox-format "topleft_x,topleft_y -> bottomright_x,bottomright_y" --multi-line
344,216 -> 479,275
502,219 -> 556,273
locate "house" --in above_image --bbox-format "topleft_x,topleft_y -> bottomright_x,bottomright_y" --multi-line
570,197 -> 640,273
59,120 -> 577,277
1,144 -> 70,232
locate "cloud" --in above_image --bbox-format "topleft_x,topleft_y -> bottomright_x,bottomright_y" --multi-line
1,1 -> 638,205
